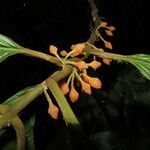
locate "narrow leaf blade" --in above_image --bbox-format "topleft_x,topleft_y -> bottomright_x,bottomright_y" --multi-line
127,54 -> 150,80
3,86 -> 36,106
0,34 -> 23,62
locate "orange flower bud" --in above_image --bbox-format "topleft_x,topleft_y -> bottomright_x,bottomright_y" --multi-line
73,61 -> 88,71
103,58 -> 112,65
89,78 -> 102,89
60,81 -> 69,95
107,26 -> 116,31
71,44 -> 75,49
82,74 -> 102,89
100,22 -> 108,27
49,45 -> 58,55
71,43 -> 85,56
104,41 -> 112,49
48,101 -> 59,119
81,81 -> 91,95
105,30 -> 113,36
60,50 -> 67,57
69,85 -> 79,103
88,60 -> 101,70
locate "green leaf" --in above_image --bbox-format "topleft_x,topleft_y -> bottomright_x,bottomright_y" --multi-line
127,54 -> 150,80
3,86 -> 36,106
0,34 -> 22,48
0,34 -> 23,62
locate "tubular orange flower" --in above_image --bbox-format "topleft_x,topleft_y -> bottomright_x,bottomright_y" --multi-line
103,58 -> 112,65
88,60 -> 101,70
82,74 -> 102,89
60,81 -> 69,95
48,101 -> 59,119
104,41 -> 113,49
49,45 -> 58,55
60,50 -> 67,57
69,85 -> 79,103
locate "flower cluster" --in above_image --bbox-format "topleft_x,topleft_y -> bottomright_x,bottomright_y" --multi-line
59,58 -> 102,103
48,21 -> 115,104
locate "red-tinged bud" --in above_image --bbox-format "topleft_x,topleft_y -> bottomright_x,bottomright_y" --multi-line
69,85 -> 79,103
88,60 -> 101,70
104,41 -> 113,49
107,26 -> 116,31
105,30 -> 113,36
103,58 -> 112,65
48,101 -> 59,119
49,45 -> 58,55
60,50 -> 67,57
60,81 -> 69,95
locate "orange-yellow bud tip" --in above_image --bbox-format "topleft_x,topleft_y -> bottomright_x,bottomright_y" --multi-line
49,45 -> 58,55
108,26 -> 116,31
100,22 -> 108,27
88,60 -> 101,70
104,41 -> 113,49
81,81 -> 91,95
105,30 -> 113,36
71,43 -> 85,56
69,86 -> 79,103
82,74 -> 102,89
73,61 -> 88,71
103,58 -> 112,65
48,101 -> 59,119
60,50 -> 67,57
60,81 -> 69,95
89,77 -> 102,89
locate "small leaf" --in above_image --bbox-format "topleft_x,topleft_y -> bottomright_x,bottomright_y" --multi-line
0,34 -> 23,62
127,54 -> 150,80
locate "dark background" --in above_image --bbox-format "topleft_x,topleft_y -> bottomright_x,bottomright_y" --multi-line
0,0 -> 150,150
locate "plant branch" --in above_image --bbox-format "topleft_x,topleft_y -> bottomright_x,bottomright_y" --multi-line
20,48 -> 61,65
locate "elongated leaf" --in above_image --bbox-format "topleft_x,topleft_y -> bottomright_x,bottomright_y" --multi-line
127,54 -> 150,80
0,34 -> 22,48
0,34 -> 23,62
3,86 -> 37,106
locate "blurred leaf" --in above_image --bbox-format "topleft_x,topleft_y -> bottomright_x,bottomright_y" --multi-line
2,86 -> 36,106
0,129 -> 6,137
0,34 -> 23,62
25,115 -> 35,150
127,54 -> 150,80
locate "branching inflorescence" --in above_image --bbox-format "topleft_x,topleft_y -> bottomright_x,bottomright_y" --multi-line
0,0 -> 150,150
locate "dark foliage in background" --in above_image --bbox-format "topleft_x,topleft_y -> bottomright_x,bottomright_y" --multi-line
0,0 -> 150,149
